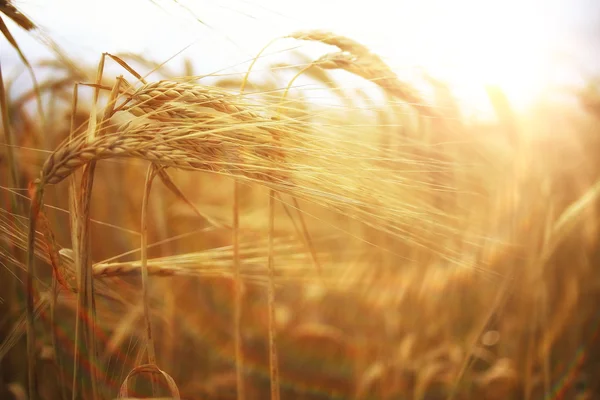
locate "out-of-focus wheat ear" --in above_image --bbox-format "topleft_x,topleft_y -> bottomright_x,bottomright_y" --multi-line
140,164 -> 161,396
0,14 -> 45,146
183,57 -> 194,76
0,55 -> 22,214
540,178 -> 600,266
117,364 -> 181,400
1,36 -> 30,396
267,189 -> 281,400
39,36 -> 88,81
288,30 -> 427,115
286,30 -> 373,58
317,51 -> 439,118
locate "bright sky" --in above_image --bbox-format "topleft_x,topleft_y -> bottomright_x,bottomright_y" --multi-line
3,0 -> 600,116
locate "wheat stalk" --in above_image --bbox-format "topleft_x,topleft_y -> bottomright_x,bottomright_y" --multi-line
140,164 -> 160,396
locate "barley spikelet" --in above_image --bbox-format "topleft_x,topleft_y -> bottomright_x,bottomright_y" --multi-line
39,117 -> 288,186
123,80 -> 263,121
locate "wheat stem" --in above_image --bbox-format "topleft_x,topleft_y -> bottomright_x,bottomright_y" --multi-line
141,164 -> 160,396
267,189 -> 280,400
232,180 -> 245,400
25,181 -> 43,400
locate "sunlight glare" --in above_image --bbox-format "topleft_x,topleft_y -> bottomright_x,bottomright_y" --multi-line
9,0 -> 589,116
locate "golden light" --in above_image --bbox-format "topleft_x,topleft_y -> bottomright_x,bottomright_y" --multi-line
355,0 -> 563,115
7,0 -> 589,117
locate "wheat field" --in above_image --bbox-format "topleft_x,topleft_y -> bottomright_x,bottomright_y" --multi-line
1,1 -> 599,399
